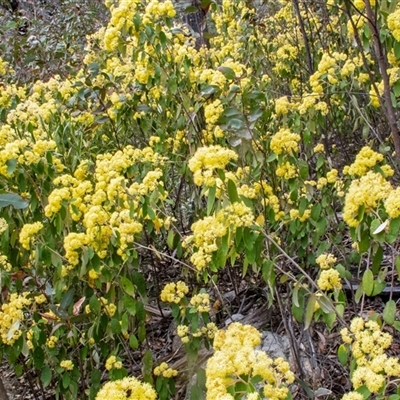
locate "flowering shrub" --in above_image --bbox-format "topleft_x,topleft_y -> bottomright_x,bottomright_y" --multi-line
1,0 -> 400,398
340,317 -> 400,398
95,376 -> 156,400
206,323 -> 294,400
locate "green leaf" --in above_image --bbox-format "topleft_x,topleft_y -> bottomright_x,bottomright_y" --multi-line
227,179 -> 239,203
41,365 -> 52,388
372,245 -> 383,274
298,160 -> 309,180
129,334 -> 139,350
371,281 -> 386,296
89,295 -> 101,314
110,318 -> 121,334
337,344 -> 348,366
292,285 -> 300,308
393,321 -> 400,331
207,185 -> 216,215
291,295 -> 304,323
6,159 -> 17,175
62,372 -> 71,389
304,294 -> 316,330
133,272 -> 147,300
0,193 -> 29,209
201,85 -> 220,96
383,300 -> 396,325
217,66 -> 236,80
120,277 -> 135,296
362,270 -> 374,296
123,296 -> 136,316
60,288 -> 75,310
167,230 -> 175,249
33,347 -> 44,369
142,350 -> 154,385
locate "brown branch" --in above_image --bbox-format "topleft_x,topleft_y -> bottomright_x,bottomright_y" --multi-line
292,0 -> 313,74
364,0 -> 400,165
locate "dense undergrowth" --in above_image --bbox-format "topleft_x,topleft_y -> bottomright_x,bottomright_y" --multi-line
1,0 -> 400,399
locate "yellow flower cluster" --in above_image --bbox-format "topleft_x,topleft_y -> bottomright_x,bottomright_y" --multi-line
317,268 -> 342,291
206,322 -> 294,400
184,201 -> 254,270
204,99 -> 224,127
0,57 -> 11,76
326,169 -> 339,183
105,355 -> 123,371
289,208 -> 311,222
103,0 -> 140,51
353,0 -> 375,8
313,143 -> 325,153
153,362 -> 178,378
343,171 -> 392,227
160,281 -> 189,304
143,0 -> 176,25
343,146 -> 385,177
0,254 -> 11,272
270,128 -> 301,155
60,360 -> 74,371
95,377 -> 156,400
46,146 -> 166,262
341,317 -> 400,395
316,253 -> 337,270
19,222 -> 44,250
384,187 -> 400,218
388,9 -> 400,42
276,161 -> 298,180
0,218 -> 8,234
188,145 -> 238,187
34,294 -> 47,304
46,335 -> 58,348
342,393 -> 364,400
177,322 -> 218,344
190,293 -> 210,313
274,96 -> 292,115
0,293 -> 32,345
64,232 -> 89,266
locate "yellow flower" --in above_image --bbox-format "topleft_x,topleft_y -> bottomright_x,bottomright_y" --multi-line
0,218 -> 8,234
274,96 -> 292,115
95,377 -> 156,400
19,222 -> 44,250
270,128 -> 301,155
34,294 -> 47,304
46,335 -> 58,348
342,392 -> 364,400
0,255 -> 12,272
313,143 -> 325,153
160,281 -> 189,304
190,293 -> 210,313
105,355 -> 122,371
351,366 -> 385,393
385,187 -> 400,218
60,360 -> 74,371
343,171 -> 392,227
317,268 -> 342,291
388,9 -> 400,42
188,145 -> 238,187
104,303 -> 117,317
344,146 -> 384,176
316,253 -> 337,270
153,362 -> 178,378
206,323 -> 293,399
0,293 -> 32,345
